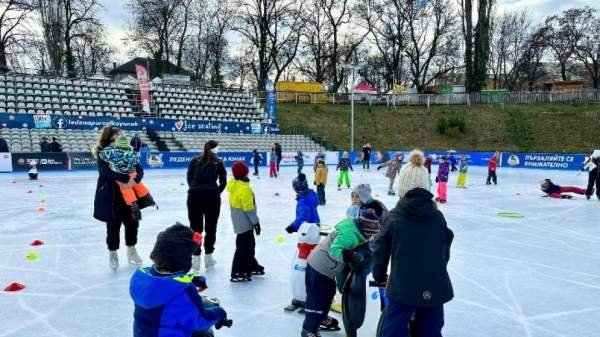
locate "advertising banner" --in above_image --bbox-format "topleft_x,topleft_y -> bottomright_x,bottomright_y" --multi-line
265,79 -> 277,122
140,151 -> 267,169
0,152 -> 12,172
0,113 -> 280,135
501,152 -> 587,170
68,152 -> 97,170
11,152 -> 69,171
135,64 -> 151,113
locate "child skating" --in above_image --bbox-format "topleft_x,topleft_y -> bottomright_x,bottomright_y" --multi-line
336,152 -> 353,190
129,224 -> 231,337
456,155 -> 468,188
301,206 -> 384,337
28,160 -> 38,180
269,146 -> 277,178
486,151 -> 499,185
99,136 -> 156,220
314,160 -> 328,205
435,156 -> 449,203
284,173 -> 321,312
377,153 -> 403,196
540,179 -> 588,199
227,161 -> 264,282
252,149 -> 261,176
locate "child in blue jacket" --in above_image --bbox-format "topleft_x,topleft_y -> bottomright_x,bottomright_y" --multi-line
285,174 -> 321,233
130,224 -> 230,337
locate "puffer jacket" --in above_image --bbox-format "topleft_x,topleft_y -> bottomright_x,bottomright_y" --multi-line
227,178 -> 259,234
373,188 -> 454,307
130,267 -> 226,337
314,165 -> 328,185
337,158 -> 353,171
307,218 -> 367,279
289,190 -> 320,231
436,162 -> 449,182
379,159 -> 402,179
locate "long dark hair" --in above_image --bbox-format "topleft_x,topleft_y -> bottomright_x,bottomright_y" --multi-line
93,125 -> 121,158
199,140 -> 220,167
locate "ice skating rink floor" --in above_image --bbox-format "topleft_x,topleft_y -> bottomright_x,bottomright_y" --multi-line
0,166 -> 599,337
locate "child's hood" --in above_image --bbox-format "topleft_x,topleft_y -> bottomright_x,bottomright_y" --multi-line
130,267 -> 191,309
226,178 -> 250,194
297,189 -> 319,206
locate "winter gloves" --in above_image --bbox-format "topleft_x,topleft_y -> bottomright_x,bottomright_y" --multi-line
285,225 -> 296,234
254,223 -> 261,236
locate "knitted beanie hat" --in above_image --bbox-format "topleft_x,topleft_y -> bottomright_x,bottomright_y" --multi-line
150,224 -> 202,273
397,150 -> 430,198
353,184 -> 372,203
357,206 -> 384,240
231,161 -> 249,179
292,173 -> 309,194
115,136 -> 130,150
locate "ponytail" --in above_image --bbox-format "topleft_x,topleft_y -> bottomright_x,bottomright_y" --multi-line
199,140 -> 220,166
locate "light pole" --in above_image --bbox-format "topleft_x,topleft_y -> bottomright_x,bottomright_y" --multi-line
340,62 -> 367,151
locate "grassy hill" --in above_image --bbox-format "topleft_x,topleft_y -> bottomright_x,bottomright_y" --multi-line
276,102 -> 600,153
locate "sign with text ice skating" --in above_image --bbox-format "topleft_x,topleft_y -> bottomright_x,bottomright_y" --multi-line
502,152 -> 587,170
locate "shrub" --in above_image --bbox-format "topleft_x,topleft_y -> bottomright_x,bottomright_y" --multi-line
436,117 -> 448,134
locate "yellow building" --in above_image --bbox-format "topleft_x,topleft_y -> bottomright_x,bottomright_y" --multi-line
275,81 -> 329,103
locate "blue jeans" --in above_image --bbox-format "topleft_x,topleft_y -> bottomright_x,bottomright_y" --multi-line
378,298 -> 444,337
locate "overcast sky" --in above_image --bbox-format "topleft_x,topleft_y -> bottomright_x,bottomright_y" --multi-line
98,0 -> 599,64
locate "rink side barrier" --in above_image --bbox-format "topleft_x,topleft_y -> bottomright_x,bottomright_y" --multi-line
0,151 -> 589,173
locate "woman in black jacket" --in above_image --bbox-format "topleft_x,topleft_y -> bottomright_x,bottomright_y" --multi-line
373,188 -> 454,337
93,126 -> 144,271
187,140 -> 227,274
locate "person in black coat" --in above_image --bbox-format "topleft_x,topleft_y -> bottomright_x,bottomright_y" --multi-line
274,143 -> 282,172
93,126 -> 144,271
187,140 -> 227,274
0,135 -> 9,152
252,149 -> 261,176
373,188 -> 454,337
40,137 -> 51,152
362,143 -> 372,170
130,133 -> 143,152
49,137 -> 63,152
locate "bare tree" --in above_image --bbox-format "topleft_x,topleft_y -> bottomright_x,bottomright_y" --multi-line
294,0 -> 330,83
62,0 -> 101,77
398,0 -> 460,93
572,7 -> 600,88
233,0 -> 303,90
38,0 -> 65,74
0,0 -> 36,72
73,23 -> 112,75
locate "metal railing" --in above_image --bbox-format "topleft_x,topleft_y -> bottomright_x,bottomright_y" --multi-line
252,88 -> 600,108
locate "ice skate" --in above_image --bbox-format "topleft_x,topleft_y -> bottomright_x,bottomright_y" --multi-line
205,253 -> 216,269
127,246 -> 143,266
109,250 -> 119,271
300,330 -> 321,337
230,273 -> 252,282
284,299 -> 305,312
192,255 -> 201,275
387,190 -> 396,196
319,316 -> 340,331
251,265 -> 265,276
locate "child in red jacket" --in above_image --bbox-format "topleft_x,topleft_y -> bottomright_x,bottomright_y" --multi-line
486,151 -> 499,185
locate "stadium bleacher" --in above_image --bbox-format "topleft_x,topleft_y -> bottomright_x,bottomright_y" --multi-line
0,74 -> 321,153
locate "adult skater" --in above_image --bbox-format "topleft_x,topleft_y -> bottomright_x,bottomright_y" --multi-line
275,142 -> 283,172
0,134 -> 8,152
486,151 -> 499,185
93,126 -> 143,271
295,150 -> 304,175
362,143 -> 372,170
187,140 -> 227,274
373,176 -> 454,337
397,150 -> 430,199
582,150 -> 600,200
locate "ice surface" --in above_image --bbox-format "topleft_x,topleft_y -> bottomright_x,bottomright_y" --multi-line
1,166 -> 599,337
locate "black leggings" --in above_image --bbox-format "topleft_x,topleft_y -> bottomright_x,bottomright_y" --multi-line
187,189 -> 221,255
106,191 -> 139,251
486,170 -> 497,185
231,230 -> 261,277
587,168 -> 600,198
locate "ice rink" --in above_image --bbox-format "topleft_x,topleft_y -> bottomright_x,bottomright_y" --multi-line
0,165 -> 599,337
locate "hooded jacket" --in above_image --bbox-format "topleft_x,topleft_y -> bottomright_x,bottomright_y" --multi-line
130,267 -> 226,337
373,188 -> 454,307
227,178 -> 259,234
289,190 -> 320,231
307,218 -> 367,279
314,165 -> 328,185
540,179 -> 560,195
436,162 -> 449,182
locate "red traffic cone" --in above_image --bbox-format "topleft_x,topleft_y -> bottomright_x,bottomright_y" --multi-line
30,240 -> 45,246
4,282 -> 25,292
